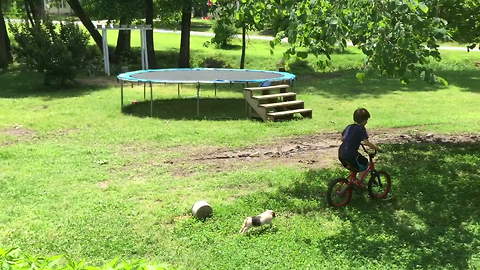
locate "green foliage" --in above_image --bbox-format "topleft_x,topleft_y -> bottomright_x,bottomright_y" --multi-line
271,0 -> 449,83
198,56 -> 231,68
208,18 -> 237,48
432,0 -> 480,50
1,31 -> 480,269
0,248 -> 173,269
9,19 -> 90,86
346,0 -> 448,83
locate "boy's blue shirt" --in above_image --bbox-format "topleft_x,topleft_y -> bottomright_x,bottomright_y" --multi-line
339,124 -> 368,158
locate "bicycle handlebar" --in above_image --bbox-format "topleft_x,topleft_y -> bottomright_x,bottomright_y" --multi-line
361,144 -> 377,157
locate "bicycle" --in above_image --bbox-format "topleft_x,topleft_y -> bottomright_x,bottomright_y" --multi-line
326,144 -> 392,207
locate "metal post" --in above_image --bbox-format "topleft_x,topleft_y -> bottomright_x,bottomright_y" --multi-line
102,27 -> 110,76
244,83 -> 248,116
144,29 -> 149,69
140,30 -> 144,70
178,84 -> 180,97
150,82 -> 153,117
214,83 -> 217,97
196,83 -> 200,117
120,81 -> 124,112
144,83 -> 146,100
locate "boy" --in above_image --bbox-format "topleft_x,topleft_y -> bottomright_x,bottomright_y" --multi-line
338,108 -> 380,181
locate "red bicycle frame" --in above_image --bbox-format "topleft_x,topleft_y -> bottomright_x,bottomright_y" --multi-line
347,145 -> 376,185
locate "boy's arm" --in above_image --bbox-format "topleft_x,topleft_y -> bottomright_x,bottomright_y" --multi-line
362,139 -> 380,151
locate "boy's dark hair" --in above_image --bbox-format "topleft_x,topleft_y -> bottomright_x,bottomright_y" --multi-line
353,108 -> 370,123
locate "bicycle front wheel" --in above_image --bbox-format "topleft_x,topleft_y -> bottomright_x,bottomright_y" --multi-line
326,178 -> 352,207
368,170 -> 392,199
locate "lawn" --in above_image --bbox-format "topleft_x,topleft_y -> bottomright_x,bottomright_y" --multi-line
1,30 -> 480,269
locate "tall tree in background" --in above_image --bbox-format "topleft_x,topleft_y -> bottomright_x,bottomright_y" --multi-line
65,0 -> 103,52
211,0 -> 269,69
0,0 -> 12,69
178,0 -> 192,67
23,0 -> 45,26
145,0 -> 157,68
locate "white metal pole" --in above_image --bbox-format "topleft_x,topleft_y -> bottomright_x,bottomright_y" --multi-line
144,28 -> 149,69
140,29 -> 145,70
102,27 -> 110,76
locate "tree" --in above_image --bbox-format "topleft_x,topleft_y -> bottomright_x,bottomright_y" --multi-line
65,0 -> 103,52
177,0 -> 206,67
431,0 -> 480,50
23,0 -> 45,26
211,0 -> 270,69
145,0 -> 157,68
178,0 -> 192,67
0,1 -> 12,69
268,0 -> 448,83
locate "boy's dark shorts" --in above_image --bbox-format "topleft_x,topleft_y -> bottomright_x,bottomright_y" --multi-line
339,153 -> 368,172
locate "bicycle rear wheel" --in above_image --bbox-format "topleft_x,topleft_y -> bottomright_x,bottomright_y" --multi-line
326,178 -> 352,207
368,170 -> 391,199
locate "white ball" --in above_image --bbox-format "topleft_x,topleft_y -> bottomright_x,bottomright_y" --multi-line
191,200 -> 213,219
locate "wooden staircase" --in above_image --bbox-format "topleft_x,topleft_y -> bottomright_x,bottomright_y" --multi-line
244,84 -> 312,121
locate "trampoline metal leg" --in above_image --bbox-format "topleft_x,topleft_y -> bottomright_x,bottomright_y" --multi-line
214,83 -> 217,97
144,83 -> 146,100
196,83 -> 200,117
178,84 -> 180,97
121,81 -> 124,112
150,82 -> 153,117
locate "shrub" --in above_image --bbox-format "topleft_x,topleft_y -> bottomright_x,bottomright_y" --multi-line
199,57 -> 231,68
9,19 -> 90,86
209,19 -> 237,49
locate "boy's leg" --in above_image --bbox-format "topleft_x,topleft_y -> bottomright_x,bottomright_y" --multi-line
356,155 -> 369,181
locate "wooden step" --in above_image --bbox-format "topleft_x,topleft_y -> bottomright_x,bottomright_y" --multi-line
267,108 -> 312,117
260,100 -> 304,109
244,84 -> 291,91
252,92 -> 296,100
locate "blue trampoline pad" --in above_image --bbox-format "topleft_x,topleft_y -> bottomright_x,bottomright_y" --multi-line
117,68 -> 296,84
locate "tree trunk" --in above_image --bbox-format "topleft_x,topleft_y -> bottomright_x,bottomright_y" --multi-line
66,0 -> 103,52
145,0 -> 157,68
24,0 -> 35,26
178,0 -> 192,68
114,17 -> 131,62
240,25 -> 246,69
0,4 -> 11,69
25,0 -> 44,25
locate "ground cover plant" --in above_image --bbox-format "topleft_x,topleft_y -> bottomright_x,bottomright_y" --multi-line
1,31 -> 480,269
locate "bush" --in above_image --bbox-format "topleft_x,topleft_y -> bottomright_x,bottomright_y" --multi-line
209,19 -> 237,49
198,57 -> 231,68
9,19 -> 90,86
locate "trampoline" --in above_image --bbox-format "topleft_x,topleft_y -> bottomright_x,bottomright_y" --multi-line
117,68 -> 296,117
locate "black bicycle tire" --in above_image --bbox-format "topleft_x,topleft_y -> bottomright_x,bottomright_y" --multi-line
367,170 -> 392,199
326,178 -> 352,207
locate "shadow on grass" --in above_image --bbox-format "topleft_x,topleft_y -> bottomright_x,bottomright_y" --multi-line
0,69 -> 107,99
122,98 -> 249,120
232,143 -> 480,268
292,69 -> 480,98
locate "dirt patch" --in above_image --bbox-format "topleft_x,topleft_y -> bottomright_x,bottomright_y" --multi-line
164,129 -> 480,177
1,126 -> 79,146
97,180 -> 110,190
0,125 -> 38,146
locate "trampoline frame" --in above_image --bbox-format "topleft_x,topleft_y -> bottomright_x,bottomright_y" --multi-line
117,68 -> 296,117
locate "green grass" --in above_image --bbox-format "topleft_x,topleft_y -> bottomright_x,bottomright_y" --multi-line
1,31 -> 480,269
